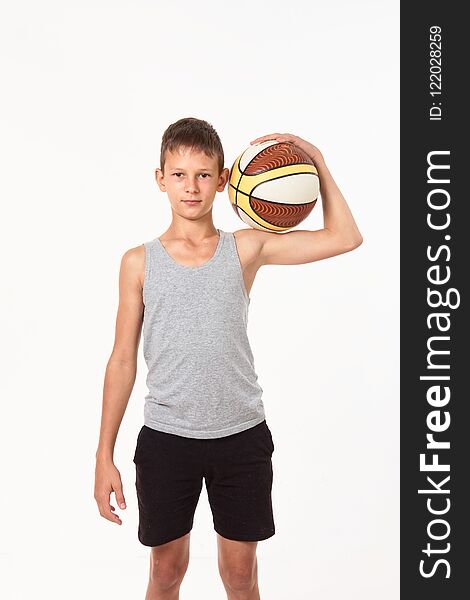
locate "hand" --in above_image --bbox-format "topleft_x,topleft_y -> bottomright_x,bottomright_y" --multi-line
249,132 -> 324,166
94,458 -> 127,525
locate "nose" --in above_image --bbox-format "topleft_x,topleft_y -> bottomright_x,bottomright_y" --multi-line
185,176 -> 199,193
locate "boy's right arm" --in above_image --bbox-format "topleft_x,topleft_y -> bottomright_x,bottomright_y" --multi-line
94,245 -> 145,525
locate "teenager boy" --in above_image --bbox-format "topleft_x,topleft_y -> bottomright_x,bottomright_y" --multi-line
94,117 -> 363,600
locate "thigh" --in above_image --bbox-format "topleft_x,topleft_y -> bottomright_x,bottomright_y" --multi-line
150,531 -> 191,569
216,532 -> 258,572
133,425 -> 204,547
205,420 -> 275,542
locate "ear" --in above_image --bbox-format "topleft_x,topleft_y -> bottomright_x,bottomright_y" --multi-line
155,168 -> 166,191
217,167 -> 230,192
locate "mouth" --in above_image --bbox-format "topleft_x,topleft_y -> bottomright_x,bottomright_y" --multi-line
182,200 -> 202,204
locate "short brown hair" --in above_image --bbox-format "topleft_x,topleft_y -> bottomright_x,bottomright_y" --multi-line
160,117 -> 224,175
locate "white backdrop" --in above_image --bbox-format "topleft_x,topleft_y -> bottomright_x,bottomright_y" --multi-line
0,1 -> 399,598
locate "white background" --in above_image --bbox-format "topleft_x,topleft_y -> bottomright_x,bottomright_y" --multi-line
0,1 -> 399,598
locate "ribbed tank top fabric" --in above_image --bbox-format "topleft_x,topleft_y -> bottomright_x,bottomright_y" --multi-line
141,229 -> 266,439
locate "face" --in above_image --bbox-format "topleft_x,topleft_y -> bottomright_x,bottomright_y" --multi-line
155,146 -> 229,220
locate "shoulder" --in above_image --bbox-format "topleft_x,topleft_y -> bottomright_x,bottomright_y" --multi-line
232,228 -> 270,267
119,243 -> 146,289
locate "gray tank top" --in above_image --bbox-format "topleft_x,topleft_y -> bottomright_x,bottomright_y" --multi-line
141,228 -> 266,439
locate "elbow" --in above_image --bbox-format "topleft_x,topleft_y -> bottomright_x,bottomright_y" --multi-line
343,232 -> 363,251
353,232 -> 363,248
327,229 -> 364,253
108,353 -> 138,369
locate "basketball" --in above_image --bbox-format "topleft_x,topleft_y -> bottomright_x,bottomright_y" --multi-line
227,140 -> 320,233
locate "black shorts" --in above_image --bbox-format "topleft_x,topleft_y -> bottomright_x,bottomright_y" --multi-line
133,420 -> 275,547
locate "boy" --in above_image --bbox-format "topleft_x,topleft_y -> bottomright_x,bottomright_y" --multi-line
94,117 -> 362,599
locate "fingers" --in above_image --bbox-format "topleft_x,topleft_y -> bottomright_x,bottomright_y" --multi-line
95,477 -> 126,525
250,133 -> 295,145
96,491 -> 123,525
114,481 -> 127,510
250,133 -> 283,144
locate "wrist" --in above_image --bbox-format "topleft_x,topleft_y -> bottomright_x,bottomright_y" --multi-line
312,154 -> 327,172
95,449 -> 114,463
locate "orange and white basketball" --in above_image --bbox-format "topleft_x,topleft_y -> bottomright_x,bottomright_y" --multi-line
228,140 -> 320,232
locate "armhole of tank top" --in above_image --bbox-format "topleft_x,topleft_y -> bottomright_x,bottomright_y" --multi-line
231,233 -> 250,303
142,241 -> 152,306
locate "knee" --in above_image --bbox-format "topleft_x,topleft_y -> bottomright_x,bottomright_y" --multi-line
219,563 -> 257,593
149,557 -> 188,591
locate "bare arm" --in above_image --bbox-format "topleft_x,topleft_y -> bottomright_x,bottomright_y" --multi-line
243,133 -> 363,266
94,244 -> 144,525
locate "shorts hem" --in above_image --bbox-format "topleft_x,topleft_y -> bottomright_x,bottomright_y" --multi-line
138,527 -> 192,547
214,527 -> 275,542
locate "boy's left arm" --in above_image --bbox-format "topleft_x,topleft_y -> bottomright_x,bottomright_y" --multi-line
240,133 -> 363,266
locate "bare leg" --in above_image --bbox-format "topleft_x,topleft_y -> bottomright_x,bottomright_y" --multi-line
145,532 -> 190,600
217,533 -> 261,600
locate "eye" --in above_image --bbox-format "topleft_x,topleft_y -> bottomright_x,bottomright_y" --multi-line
172,173 -> 210,178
